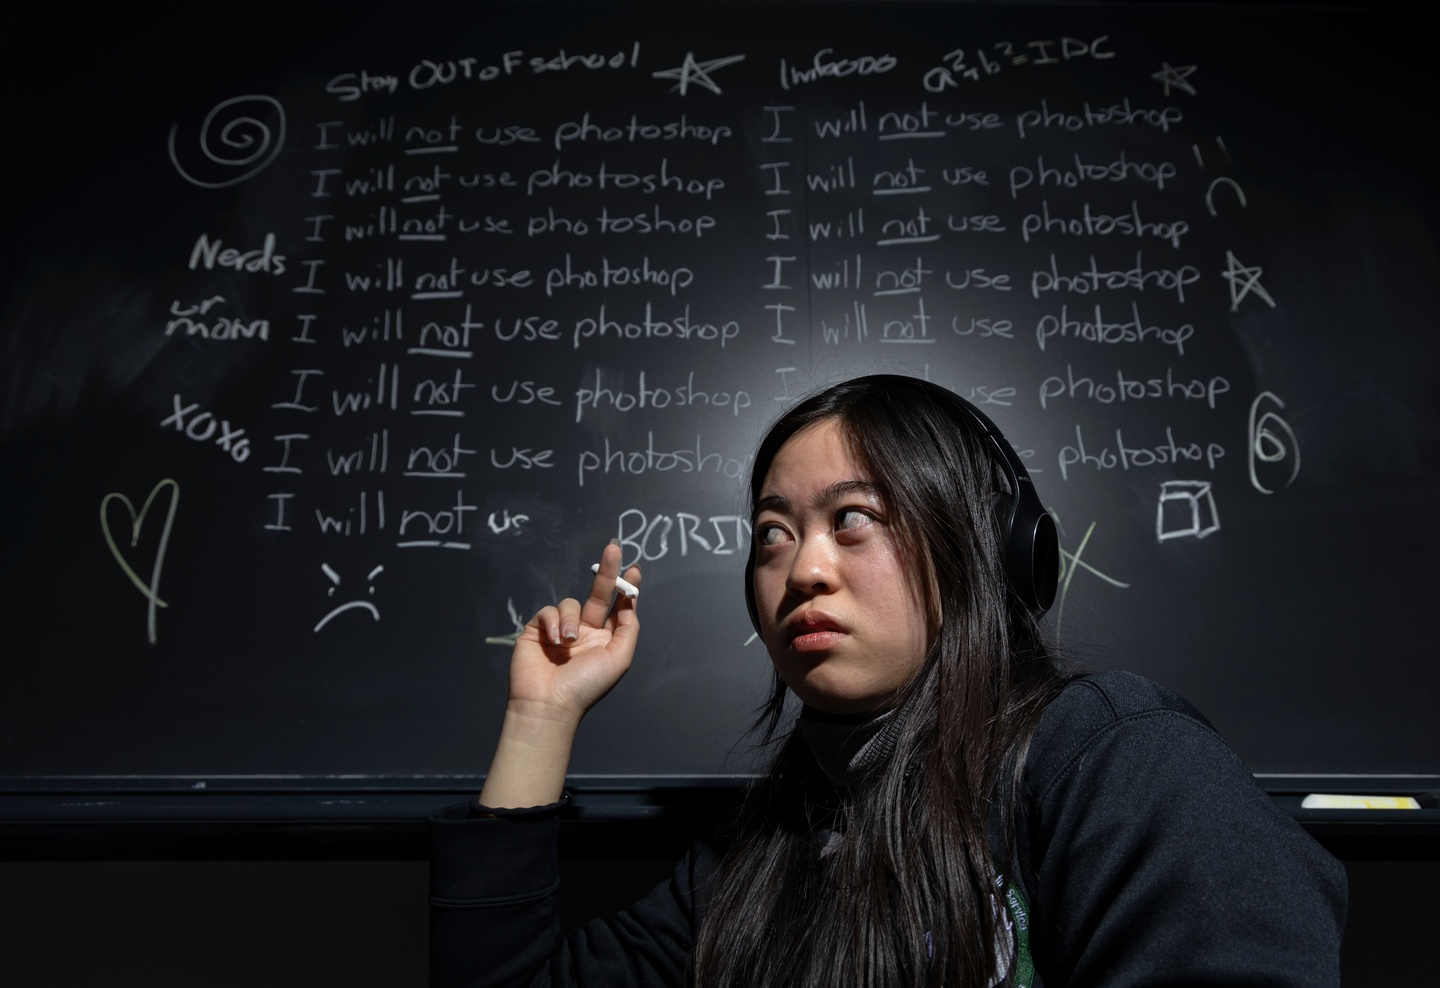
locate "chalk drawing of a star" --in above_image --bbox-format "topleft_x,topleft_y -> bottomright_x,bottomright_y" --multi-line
1221,250 -> 1276,312
652,52 -> 746,96
1153,62 -> 1198,97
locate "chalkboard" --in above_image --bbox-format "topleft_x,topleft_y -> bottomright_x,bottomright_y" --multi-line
2,1 -> 1437,796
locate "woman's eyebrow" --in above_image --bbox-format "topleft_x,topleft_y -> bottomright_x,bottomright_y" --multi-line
752,480 -> 882,522
751,493 -> 789,523
817,480 -> 883,506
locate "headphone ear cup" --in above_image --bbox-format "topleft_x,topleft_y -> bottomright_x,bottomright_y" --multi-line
1020,508 -> 1060,612
997,487 -> 1059,613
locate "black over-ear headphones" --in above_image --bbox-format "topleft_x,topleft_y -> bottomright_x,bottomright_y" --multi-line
743,377 -> 1059,631
937,387 -> 1059,614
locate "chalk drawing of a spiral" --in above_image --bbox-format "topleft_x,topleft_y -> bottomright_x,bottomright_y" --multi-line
168,95 -> 286,189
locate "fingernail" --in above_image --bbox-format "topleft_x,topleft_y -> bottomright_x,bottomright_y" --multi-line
608,538 -> 621,546
548,624 -> 561,644
563,622 -> 578,642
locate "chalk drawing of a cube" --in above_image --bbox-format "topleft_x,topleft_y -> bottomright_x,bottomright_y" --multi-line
1156,480 -> 1220,542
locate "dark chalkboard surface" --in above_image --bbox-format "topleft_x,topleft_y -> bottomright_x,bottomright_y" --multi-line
2,1 -> 1437,798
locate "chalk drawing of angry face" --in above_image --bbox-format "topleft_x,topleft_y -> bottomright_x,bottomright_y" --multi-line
313,563 -> 383,632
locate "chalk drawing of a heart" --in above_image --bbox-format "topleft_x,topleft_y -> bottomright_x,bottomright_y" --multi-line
100,479 -> 179,644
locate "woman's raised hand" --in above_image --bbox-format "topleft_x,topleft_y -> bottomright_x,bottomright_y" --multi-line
506,540 -> 642,725
479,541 -> 641,809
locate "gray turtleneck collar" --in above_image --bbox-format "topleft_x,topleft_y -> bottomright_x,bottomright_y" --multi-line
795,704 -> 905,788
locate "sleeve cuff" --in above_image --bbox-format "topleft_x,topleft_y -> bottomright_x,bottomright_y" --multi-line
429,794 -> 569,903
469,791 -> 571,818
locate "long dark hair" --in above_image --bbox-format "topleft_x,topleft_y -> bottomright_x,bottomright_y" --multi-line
693,375 -> 1068,988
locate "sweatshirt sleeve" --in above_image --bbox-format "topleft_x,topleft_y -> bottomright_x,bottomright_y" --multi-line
1021,673 -> 1346,988
429,800 -> 714,988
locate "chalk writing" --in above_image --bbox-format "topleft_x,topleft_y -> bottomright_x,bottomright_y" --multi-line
524,159 -> 726,198
570,304 -> 740,350
1008,153 -> 1176,198
1034,304 -> 1194,355
574,370 -> 752,422
923,37 -> 1115,90
543,255 -> 694,297
1248,392 -> 1301,494
578,435 -> 747,487
1038,366 -> 1230,409
188,233 -> 286,276
122,22 -> 1306,647
315,490 -> 386,536
397,489 -> 476,549
1057,426 -> 1224,480
615,508 -> 748,564
1029,252 -> 1199,303
780,50 -> 896,90
1015,98 -> 1183,140
160,396 -> 252,462
1020,201 -> 1189,249
165,296 -> 270,341
553,113 -> 732,150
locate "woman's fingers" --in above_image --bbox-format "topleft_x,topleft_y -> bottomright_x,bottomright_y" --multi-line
562,597 -> 592,643
526,544 -> 641,646
579,541 -> 626,629
532,604 -> 561,645
606,563 -> 642,643
510,549 -> 642,719
529,601 -> 580,645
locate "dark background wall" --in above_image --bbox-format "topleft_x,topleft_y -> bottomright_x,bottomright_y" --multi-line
1,858 -> 1436,986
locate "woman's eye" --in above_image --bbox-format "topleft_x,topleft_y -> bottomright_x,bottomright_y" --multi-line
755,524 -> 788,546
836,508 -> 872,531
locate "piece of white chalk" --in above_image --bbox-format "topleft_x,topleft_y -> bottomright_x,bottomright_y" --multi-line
591,563 -> 639,599
1301,793 -> 1420,810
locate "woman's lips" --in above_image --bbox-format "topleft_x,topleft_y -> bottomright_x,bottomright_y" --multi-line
790,629 -> 847,652
786,612 -> 845,652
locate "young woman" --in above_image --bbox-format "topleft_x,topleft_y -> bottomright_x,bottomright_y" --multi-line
431,375 -> 1345,988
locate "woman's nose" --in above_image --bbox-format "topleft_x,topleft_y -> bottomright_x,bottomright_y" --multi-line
786,536 -> 837,595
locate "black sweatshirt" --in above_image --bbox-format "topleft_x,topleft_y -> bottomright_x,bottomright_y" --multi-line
430,672 -> 1346,987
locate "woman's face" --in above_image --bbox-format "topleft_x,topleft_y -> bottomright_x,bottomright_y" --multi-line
751,418 -> 932,715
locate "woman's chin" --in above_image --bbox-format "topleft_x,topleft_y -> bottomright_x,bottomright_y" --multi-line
786,675 -> 892,717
